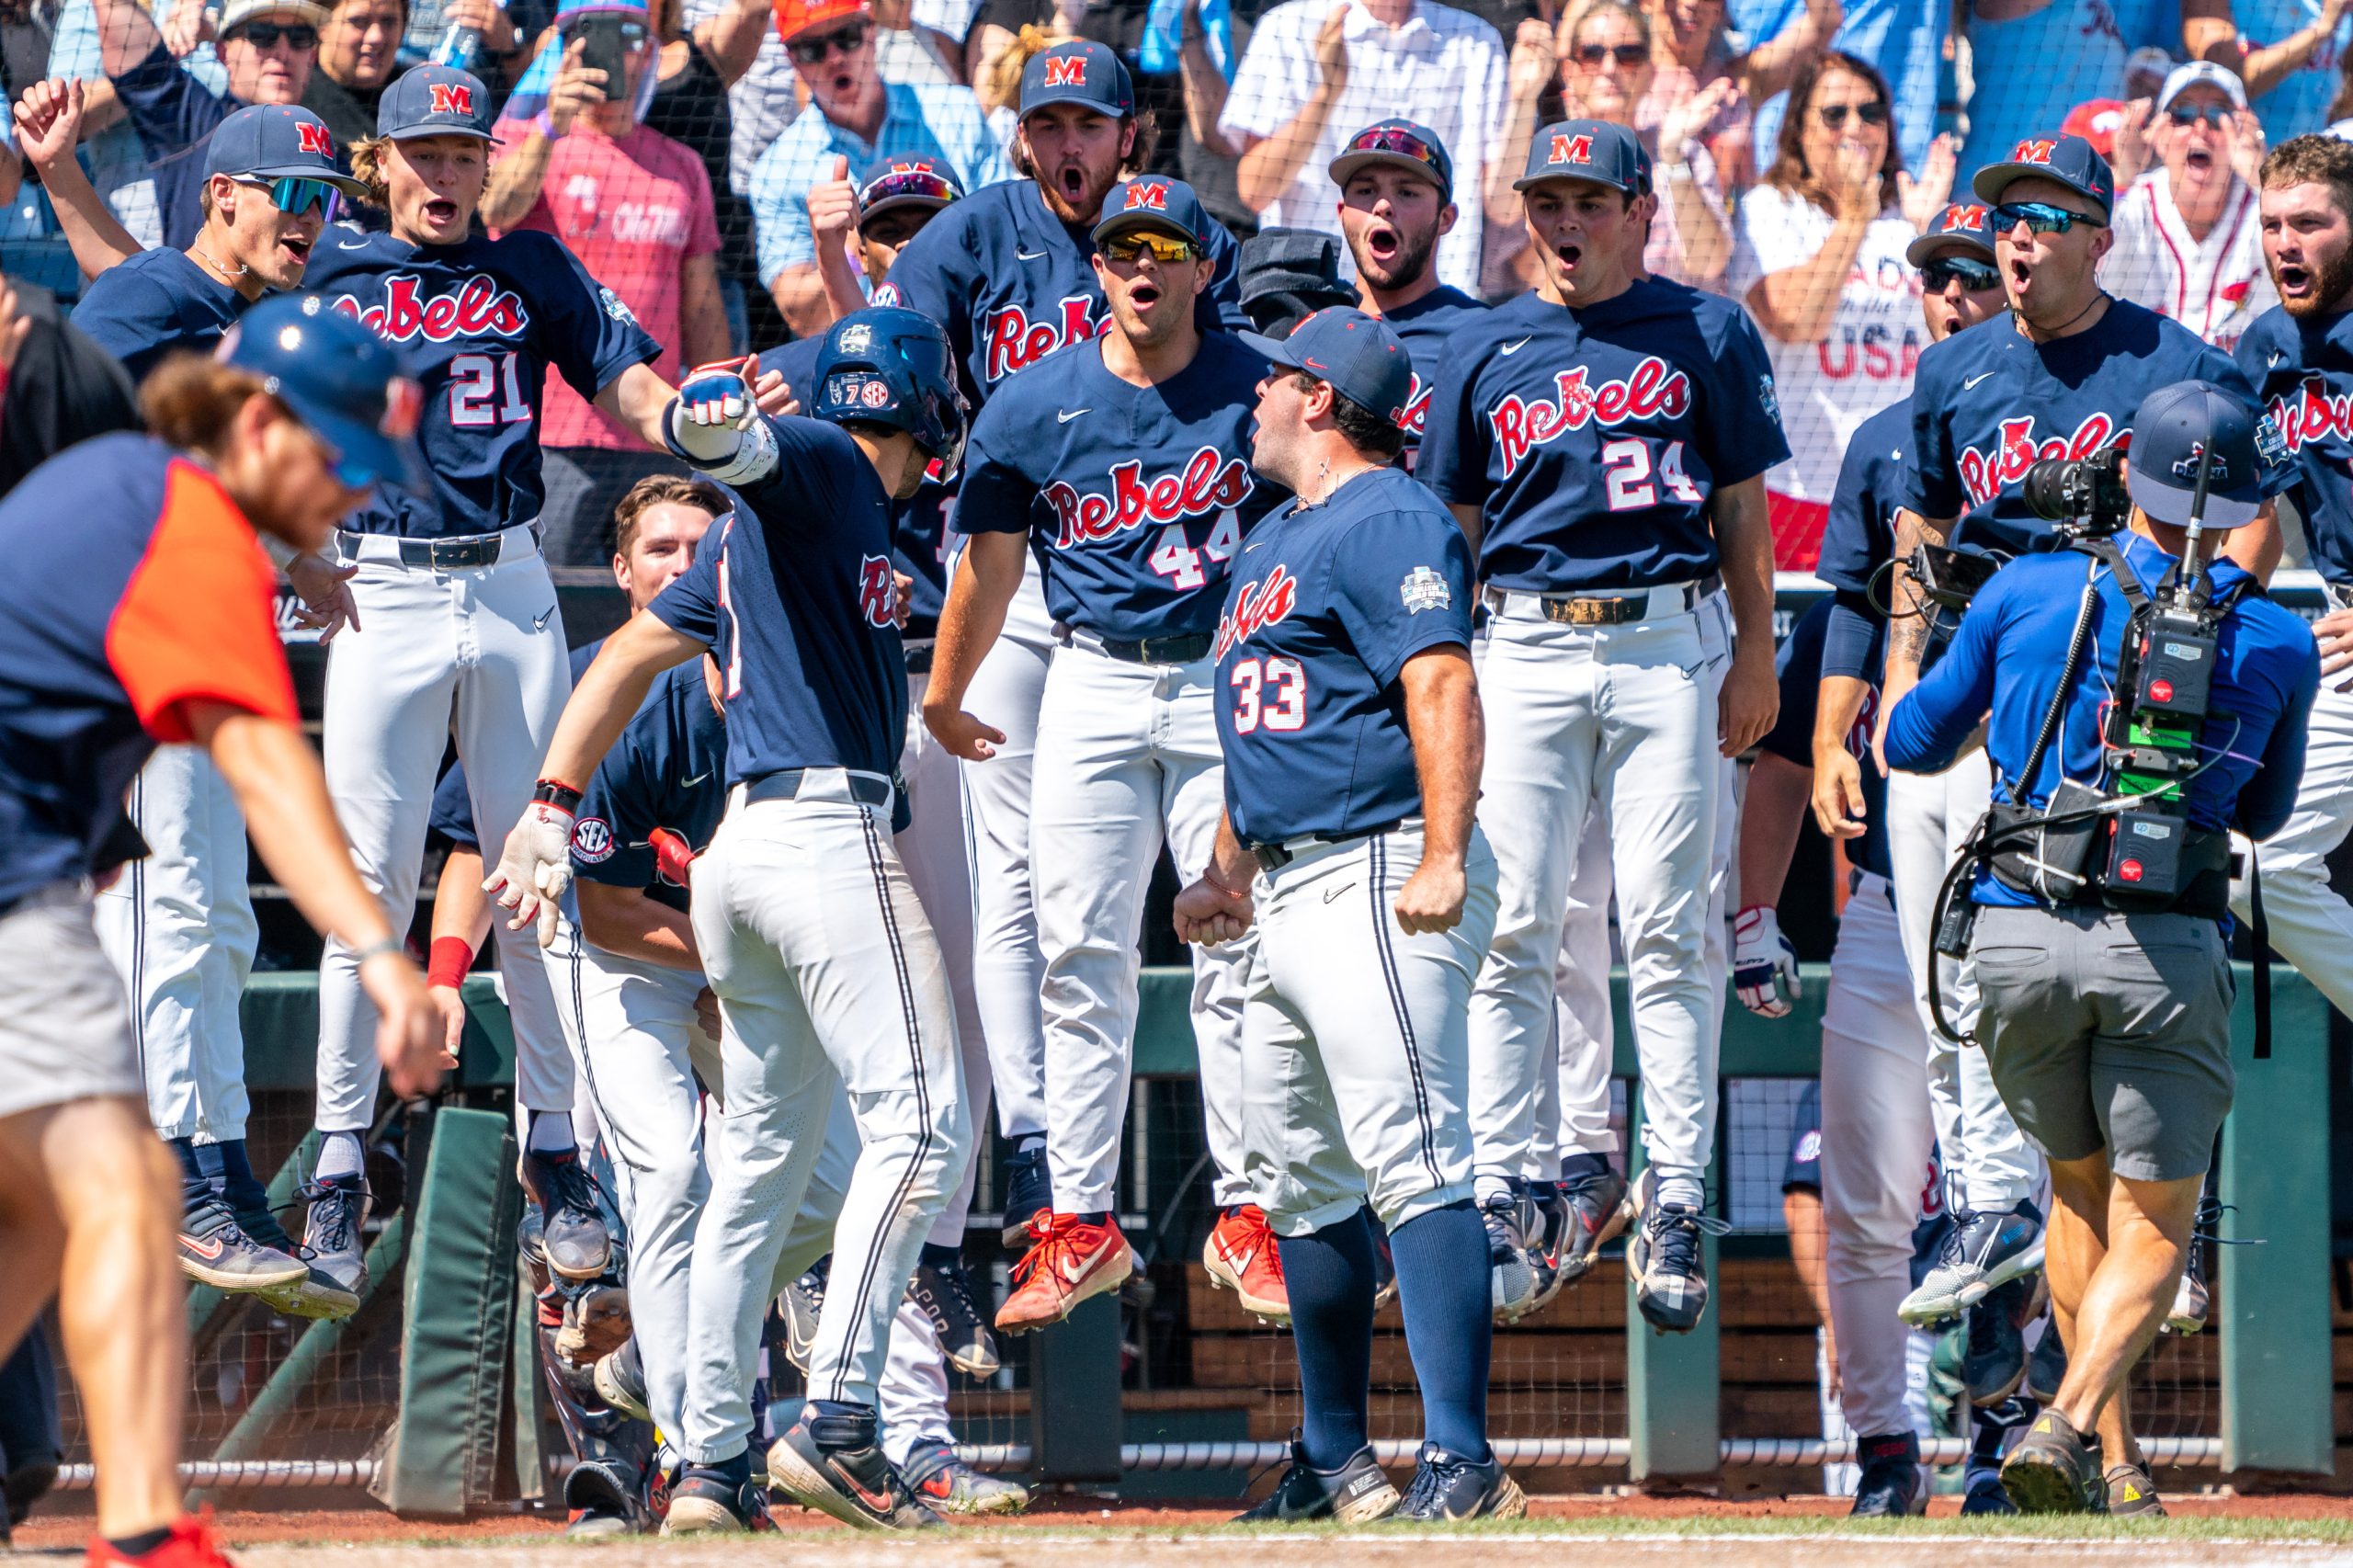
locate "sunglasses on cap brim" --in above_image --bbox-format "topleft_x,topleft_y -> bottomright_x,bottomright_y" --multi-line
858,168 -> 957,210
235,175 -> 342,222
1346,126 -> 1444,169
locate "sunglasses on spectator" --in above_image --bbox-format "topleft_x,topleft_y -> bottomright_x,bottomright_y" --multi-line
1816,100 -> 1888,129
1346,125 -> 1446,169
2165,102 -> 2233,127
1103,233 -> 1200,264
232,20 -> 317,48
1919,255 -> 1999,291
788,20 -> 869,62
1991,199 -> 2101,233
1572,41 -> 1647,65
234,175 -> 341,222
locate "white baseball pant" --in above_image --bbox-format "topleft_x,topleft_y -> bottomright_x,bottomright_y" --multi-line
678,773 -> 970,1460
314,531 -> 574,1132
1469,589 -> 1725,1195
91,745 -> 258,1142
1029,636 -> 1249,1214
1883,751 -> 2040,1213
957,551 -> 1053,1142
1534,806 -> 1619,1173
2231,670 -> 2353,1019
1818,872 -> 1938,1440
1242,823 -> 1498,1235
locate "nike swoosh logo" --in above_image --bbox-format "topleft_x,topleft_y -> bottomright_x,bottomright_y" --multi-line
186,1235 -> 225,1259
682,772 -> 710,788
1058,407 -> 1090,423
1017,247 -> 1049,260
826,1455 -> 897,1513
337,237 -> 369,250
2270,350 -> 2287,367
1245,541 -> 1264,551
1963,372 -> 1996,390
1498,336 -> 1533,355
1324,883 -> 1355,903
533,608 -> 557,631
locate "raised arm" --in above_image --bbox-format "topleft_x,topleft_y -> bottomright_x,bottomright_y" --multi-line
15,80 -> 142,280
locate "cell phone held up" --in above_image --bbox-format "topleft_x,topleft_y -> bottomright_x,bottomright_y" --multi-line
571,13 -> 646,99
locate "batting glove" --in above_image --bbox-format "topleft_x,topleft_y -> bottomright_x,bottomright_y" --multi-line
665,356 -> 779,486
649,825 -> 695,888
485,800 -> 576,949
1732,905 -> 1801,1019
676,356 -> 757,428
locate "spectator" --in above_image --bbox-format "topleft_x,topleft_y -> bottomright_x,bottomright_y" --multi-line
1210,0 -> 1506,294
486,0 -> 727,562
2185,0 -> 2350,142
2104,62 -> 2277,347
1495,0 -> 1734,285
1951,0 -> 2127,189
2062,95 -> 2127,157
636,0 -> 772,352
1729,50 -> 1950,568
968,0 -> 1080,114
87,0 -> 327,246
748,0 -> 1008,335
1729,0 -> 1940,175
37,0 -> 210,249
302,0 -> 410,143
2125,41 -> 2175,97
1641,0 -> 1841,187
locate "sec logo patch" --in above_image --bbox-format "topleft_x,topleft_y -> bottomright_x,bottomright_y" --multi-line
572,817 -> 616,863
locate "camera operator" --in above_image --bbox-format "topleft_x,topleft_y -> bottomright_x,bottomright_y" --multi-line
1883,381 -> 2318,1515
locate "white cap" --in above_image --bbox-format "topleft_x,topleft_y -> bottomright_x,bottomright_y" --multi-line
216,0 -> 327,36
2126,44 -> 2176,83
2155,59 -> 2249,112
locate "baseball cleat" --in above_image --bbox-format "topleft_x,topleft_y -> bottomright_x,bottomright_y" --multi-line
999,1138 -> 1052,1248
1847,1432 -> 1927,1517
1960,1473 -> 2018,1515
1479,1189 -> 1537,1323
1520,1179 -> 1569,1312
1394,1442 -> 1526,1521
2025,1321 -> 2068,1405
594,1338 -> 651,1423
84,1512 -> 236,1568
1627,1171 -> 1720,1335
2104,1460 -> 2165,1518
1901,1201 -> 2043,1325
1964,1276 -> 2032,1406
233,1205 -> 359,1321
1234,1436 -> 1399,1523
563,1457 -> 645,1536
1371,1228 -> 1398,1310
178,1195 -> 309,1293
911,1250 -> 1001,1377
2000,1409 -> 2105,1515
297,1174 -> 370,1301
1553,1165 -> 1631,1286
995,1211 -> 1133,1335
1203,1205 -> 1289,1324
662,1454 -> 767,1535
766,1409 -> 939,1531
781,1256 -> 828,1374
518,1147 -> 612,1281
901,1440 -> 1029,1515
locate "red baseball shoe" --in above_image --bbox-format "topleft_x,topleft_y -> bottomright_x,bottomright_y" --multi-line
995,1211 -> 1133,1334
1203,1204 -> 1290,1324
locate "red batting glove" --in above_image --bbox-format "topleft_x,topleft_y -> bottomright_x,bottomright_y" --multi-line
650,826 -> 696,887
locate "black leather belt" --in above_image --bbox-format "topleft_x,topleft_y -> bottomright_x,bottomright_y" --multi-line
744,769 -> 894,808
904,642 -> 936,675
1250,818 -> 1403,874
1097,631 -> 1214,665
1487,571 -> 1722,626
343,529 -> 523,570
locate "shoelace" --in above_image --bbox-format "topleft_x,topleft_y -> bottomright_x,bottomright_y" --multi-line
545,1154 -> 603,1219
1645,1206 -> 1730,1277
300,1181 -> 359,1255
1010,1212 -> 1079,1287
798,1261 -> 830,1315
916,1259 -> 983,1332
1237,1210 -> 1285,1281
1398,1460 -> 1440,1515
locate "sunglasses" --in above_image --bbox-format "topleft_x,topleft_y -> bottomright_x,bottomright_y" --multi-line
1816,99 -> 1888,129
1573,41 -> 1647,65
234,175 -> 341,222
1991,199 -> 2101,233
1920,254 -> 1999,291
859,166 -> 957,210
1347,125 -> 1444,168
788,19 -> 869,63
233,20 -> 317,48
2165,101 -> 2233,127
1103,233 -> 1199,263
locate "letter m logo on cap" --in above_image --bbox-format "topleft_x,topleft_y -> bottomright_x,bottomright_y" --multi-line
297,121 -> 332,154
1043,54 -> 1084,86
429,82 -> 473,116
1125,180 -> 1169,210
1942,202 -> 1986,231
2010,138 -> 2057,165
1550,132 -> 1594,165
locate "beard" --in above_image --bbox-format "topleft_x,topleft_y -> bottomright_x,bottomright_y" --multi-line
2283,244 -> 2353,319
1358,222 -> 1439,292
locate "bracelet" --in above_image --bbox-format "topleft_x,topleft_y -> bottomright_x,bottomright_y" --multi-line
427,935 -> 474,989
1202,866 -> 1252,901
533,778 -> 584,812
353,936 -> 405,965
533,108 -> 561,141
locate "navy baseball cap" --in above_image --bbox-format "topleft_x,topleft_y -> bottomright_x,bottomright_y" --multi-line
1328,119 -> 1454,199
1019,40 -> 1131,120
1514,119 -> 1643,195
1240,307 -> 1415,427
1972,132 -> 2116,217
1905,200 -> 1997,267
377,64 -> 494,141
1093,176 -> 1213,249
220,294 -> 427,493
858,153 -> 963,223
2125,381 -> 2279,528
203,104 -> 367,198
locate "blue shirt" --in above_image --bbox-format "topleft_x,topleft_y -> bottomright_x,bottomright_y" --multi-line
307,228 -> 660,539
1761,595 -> 1891,881
1951,0 -> 2125,185
1884,533 -> 2319,904
71,245 -> 244,384
1382,283 -> 1488,472
1212,466 -> 1473,846
956,332 -> 1281,641
1736,0 -> 1947,176
2236,303 -> 2353,586
874,176 -> 1246,411
1905,300 -> 2268,556
1418,279 -> 1790,593
1818,396 -> 1910,600
650,418 -> 906,784
746,83 -> 1013,286
429,640 -> 604,850
2223,0 -> 2351,138
572,656 -> 729,915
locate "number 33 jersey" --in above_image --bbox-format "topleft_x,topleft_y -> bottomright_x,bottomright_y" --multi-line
308,228 -> 659,540
954,332 -> 1284,642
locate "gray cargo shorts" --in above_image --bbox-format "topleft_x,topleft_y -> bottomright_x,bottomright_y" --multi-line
0,881 -> 141,1123
1971,903 -> 2234,1184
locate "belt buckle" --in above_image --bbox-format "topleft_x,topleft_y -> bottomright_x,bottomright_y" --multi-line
1548,597 -> 1625,626
1251,843 -> 1290,874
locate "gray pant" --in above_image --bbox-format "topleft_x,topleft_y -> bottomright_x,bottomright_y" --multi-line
1971,903 -> 2234,1184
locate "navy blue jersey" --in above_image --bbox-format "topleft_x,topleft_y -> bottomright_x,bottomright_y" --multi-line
2237,305 -> 2353,587
957,332 -> 1279,641
1817,396 -> 1910,600
1212,466 -> 1473,846
650,419 -> 905,784
69,247 -> 244,384
1419,281 -> 1790,593
428,640 -> 602,850
571,656 -> 729,915
1782,1079 -> 1822,1193
1381,284 -> 1489,470
1760,596 -> 1890,881
307,228 -> 660,540
1905,300 -> 2269,555
873,177 -> 1246,410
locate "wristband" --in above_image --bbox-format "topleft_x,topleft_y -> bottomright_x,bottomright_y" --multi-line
427,935 -> 474,989
534,108 -> 561,140
1202,866 -> 1252,900
533,778 -> 584,812
353,935 -> 405,965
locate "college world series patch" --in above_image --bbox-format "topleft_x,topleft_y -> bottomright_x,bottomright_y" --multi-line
1401,566 -> 1451,612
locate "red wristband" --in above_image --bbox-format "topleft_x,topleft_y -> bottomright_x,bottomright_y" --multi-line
427,936 -> 474,990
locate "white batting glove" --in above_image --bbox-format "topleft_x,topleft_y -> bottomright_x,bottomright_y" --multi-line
675,356 -> 757,428
666,356 -> 780,486
1732,905 -> 1801,1019
484,801 -> 575,949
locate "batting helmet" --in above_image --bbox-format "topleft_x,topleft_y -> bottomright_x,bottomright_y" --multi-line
220,293 -> 426,493
810,307 -> 968,478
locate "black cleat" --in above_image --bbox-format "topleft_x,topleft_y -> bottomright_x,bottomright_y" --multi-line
1848,1431 -> 1926,1517
178,1193 -> 308,1292
1481,1189 -> 1536,1323
1521,1179 -> 1569,1312
298,1173 -> 371,1300
1628,1173 -> 1720,1334
1964,1276 -> 2031,1406
662,1452 -> 767,1535
1960,1472 -> 2018,1515
518,1147 -> 611,1281
1394,1442 -> 1527,1521
2001,1408 -> 2105,1515
781,1256 -> 827,1374
1902,1201 -> 2042,1325
564,1457 -> 645,1536
766,1407 -> 938,1531
1234,1436 -> 1400,1524
911,1251 -> 1000,1377
2025,1324 -> 2067,1405
1000,1139 -> 1051,1248
1554,1165 -> 1631,1287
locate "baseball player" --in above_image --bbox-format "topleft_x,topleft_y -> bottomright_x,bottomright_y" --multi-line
1418,119 -> 1786,1334
489,307 -> 973,1534
65,103 -> 368,1318
877,40 -> 1245,1243
923,176 -> 1284,1334
1883,132 -> 2271,1325
0,295 -> 440,1568
1173,308 -> 1522,1523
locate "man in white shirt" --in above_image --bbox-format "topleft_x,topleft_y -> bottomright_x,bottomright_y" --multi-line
2103,60 -> 2279,350
1214,0 -> 1506,294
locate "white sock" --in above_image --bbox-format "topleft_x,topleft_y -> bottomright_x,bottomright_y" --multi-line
526,1109 -> 574,1155
1472,1174 -> 1513,1209
314,1130 -> 364,1183
1654,1172 -> 1706,1210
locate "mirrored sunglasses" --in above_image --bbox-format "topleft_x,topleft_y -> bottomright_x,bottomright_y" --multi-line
1103,233 -> 1200,263
1991,199 -> 2099,234
236,175 -> 341,222
1919,255 -> 1999,291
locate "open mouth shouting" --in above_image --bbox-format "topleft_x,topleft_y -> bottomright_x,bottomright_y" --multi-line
1126,276 -> 1164,310
1365,219 -> 1401,265
2276,255 -> 2314,301
1055,162 -> 1089,206
278,229 -> 314,268
423,197 -> 461,228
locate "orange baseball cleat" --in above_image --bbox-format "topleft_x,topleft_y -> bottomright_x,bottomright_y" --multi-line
1202,1204 -> 1290,1324
995,1210 -> 1133,1334
87,1514 -> 234,1568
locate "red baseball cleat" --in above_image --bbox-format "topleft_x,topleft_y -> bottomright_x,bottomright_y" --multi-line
1202,1204 -> 1290,1324
995,1211 -> 1133,1334
87,1514 -> 234,1568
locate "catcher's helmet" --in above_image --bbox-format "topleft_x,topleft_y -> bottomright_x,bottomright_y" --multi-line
810,307 -> 968,479
219,293 -> 426,493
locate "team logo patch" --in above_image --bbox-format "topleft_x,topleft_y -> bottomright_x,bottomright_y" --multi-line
1124,180 -> 1170,211
1043,54 -> 1084,86
1793,1130 -> 1822,1165
330,274 -> 530,342
1549,131 -> 1594,165
857,554 -> 896,628
2255,411 -> 2290,468
1757,374 -> 1781,425
572,818 -> 615,863
2010,137 -> 2058,165
297,121 -> 333,156
1957,413 -> 2121,506
598,286 -> 637,324
1215,564 -> 1299,659
1400,565 -> 1451,613
860,380 -> 890,408
1938,202 -> 1988,233
838,322 -> 874,356
1488,358 -> 1693,478
1044,445 -> 1253,550
2171,442 -> 2229,483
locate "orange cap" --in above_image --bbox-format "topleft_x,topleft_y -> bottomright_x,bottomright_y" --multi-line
772,0 -> 867,42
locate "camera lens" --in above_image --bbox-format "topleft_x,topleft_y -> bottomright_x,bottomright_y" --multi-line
2022,457 -> 2081,521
